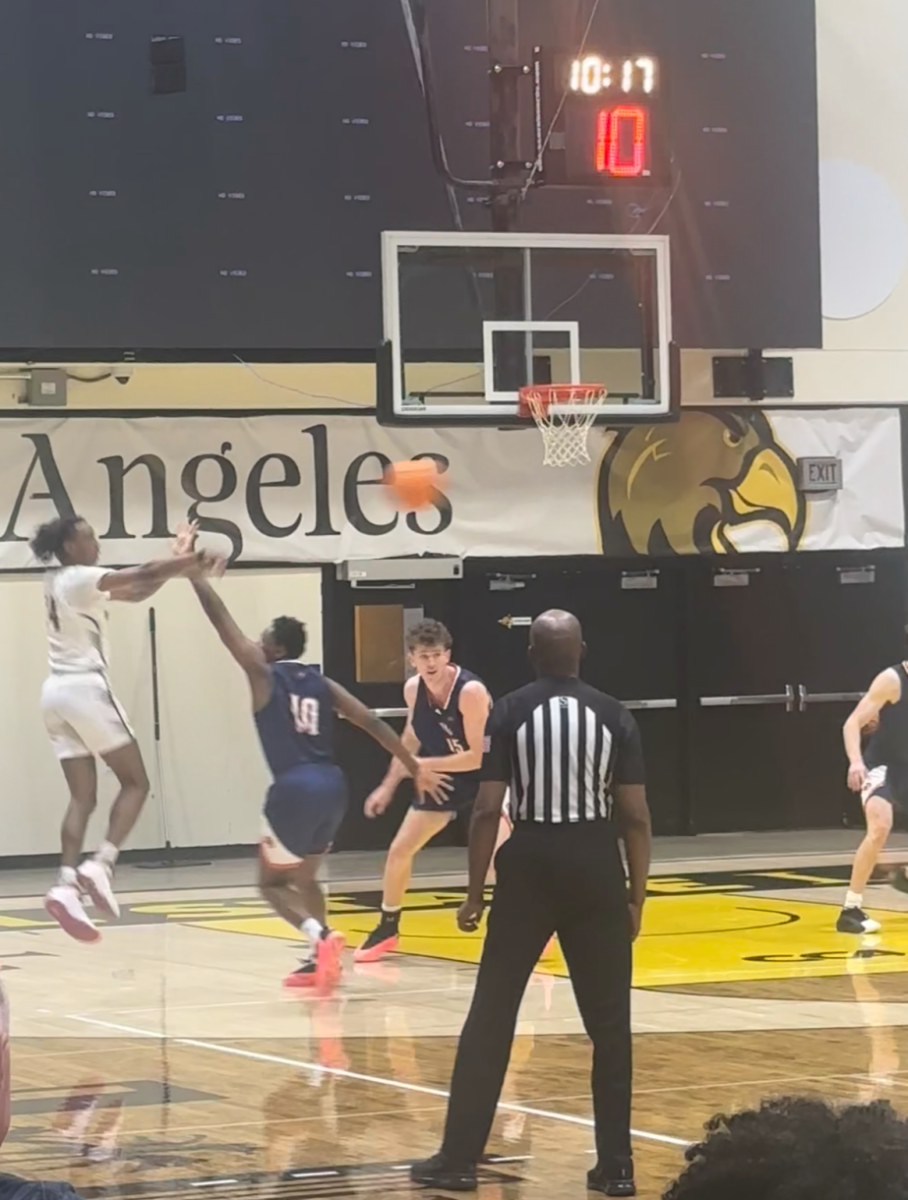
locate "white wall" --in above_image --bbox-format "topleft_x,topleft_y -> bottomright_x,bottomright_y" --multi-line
687,1 -> 908,404
0,569 -> 322,857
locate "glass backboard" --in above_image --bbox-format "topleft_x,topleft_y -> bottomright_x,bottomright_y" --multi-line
378,231 -> 677,425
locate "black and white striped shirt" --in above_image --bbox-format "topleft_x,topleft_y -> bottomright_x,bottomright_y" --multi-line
481,677 -> 644,824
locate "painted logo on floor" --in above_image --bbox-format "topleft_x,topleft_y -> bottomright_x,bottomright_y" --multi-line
3,867 -> 905,990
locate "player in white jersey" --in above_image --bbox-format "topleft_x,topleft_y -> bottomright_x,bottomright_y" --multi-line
32,515 -> 218,942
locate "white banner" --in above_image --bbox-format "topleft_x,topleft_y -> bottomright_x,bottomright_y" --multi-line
0,408 -> 900,567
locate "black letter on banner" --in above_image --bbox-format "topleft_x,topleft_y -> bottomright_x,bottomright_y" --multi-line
0,434 -> 75,543
181,442 -> 243,562
301,424 -> 340,536
246,454 -> 302,538
344,451 -> 396,536
406,453 -> 452,535
98,455 -> 173,540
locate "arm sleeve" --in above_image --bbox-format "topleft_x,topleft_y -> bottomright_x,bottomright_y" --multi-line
613,707 -> 646,785
480,700 -> 512,783
57,566 -> 110,608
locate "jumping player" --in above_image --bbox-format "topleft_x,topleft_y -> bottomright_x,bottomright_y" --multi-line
189,579 -> 450,988
839,660 -> 908,933
355,619 -> 507,963
34,515 -> 217,942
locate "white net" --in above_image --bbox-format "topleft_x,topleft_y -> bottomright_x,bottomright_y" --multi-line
519,385 -> 609,467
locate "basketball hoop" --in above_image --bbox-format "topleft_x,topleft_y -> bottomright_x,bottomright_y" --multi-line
517,384 -> 609,467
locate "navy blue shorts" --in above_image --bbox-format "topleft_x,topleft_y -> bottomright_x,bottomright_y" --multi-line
411,784 -> 478,815
862,763 -> 908,815
260,763 -> 348,866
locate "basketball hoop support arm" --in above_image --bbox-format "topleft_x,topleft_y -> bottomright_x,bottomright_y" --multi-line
488,0 -> 528,393
489,0 -> 523,234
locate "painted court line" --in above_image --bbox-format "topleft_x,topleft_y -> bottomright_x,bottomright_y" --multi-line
86,981 -> 505,1016
65,1012 -> 689,1149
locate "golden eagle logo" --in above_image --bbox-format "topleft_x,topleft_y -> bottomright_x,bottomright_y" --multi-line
597,411 -> 806,555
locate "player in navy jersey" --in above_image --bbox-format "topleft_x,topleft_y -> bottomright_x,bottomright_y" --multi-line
839,658 -> 908,934
355,619 -> 508,963
190,579 -> 449,989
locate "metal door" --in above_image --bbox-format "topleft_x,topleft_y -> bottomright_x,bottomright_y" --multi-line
460,563 -> 685,833
789,555 -> 908,827
687,561 -> 799,831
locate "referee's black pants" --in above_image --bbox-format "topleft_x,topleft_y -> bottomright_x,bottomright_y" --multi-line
441,821 -> 632,1170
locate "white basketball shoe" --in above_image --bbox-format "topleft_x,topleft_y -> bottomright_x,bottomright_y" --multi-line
77,859 -> 121,920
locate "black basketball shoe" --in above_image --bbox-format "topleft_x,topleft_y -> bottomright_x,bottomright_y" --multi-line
282,959 -> 316,988
410,1153 -> 477,1190
836,906 -> 881,934
588,1159 -> 636,1196
354,913 -> 400,963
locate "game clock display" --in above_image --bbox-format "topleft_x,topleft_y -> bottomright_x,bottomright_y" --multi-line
535,51 -> 671,186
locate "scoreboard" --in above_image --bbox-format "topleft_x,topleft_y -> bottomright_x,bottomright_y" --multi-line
536,51 -> 670,184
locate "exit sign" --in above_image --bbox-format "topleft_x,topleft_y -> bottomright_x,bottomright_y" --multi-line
797,457 -> 842,492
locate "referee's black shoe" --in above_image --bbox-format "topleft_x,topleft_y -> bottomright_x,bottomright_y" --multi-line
587,1160 -> 636,1196
410,1153 -> 476,1191
891,865 -> 908,895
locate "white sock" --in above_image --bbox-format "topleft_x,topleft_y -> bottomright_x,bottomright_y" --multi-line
302,917 -> 324,954
381,904 -> 402,918
58,865 -> 78,889
94,841 -> 119,868
845,890 -> 863,910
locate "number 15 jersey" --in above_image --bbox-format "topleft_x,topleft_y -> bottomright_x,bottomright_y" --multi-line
254,661 -> 335,778
412,666 -> 484,809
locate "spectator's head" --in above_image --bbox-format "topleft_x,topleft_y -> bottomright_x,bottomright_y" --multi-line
665,1097 -> 908,1200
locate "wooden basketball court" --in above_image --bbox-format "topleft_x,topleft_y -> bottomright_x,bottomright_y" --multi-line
6,841 -> 908,1199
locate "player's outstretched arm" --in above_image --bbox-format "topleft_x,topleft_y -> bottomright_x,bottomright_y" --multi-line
100,550 -> 220,603
118,519 -> 206,602
326,678 -> 449,806
191,578 -> 272,709
844,668 -> 900,791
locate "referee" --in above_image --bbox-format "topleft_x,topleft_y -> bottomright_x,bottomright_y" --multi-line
411,609 -> 651,1198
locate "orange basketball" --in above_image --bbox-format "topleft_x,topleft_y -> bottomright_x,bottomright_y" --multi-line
383,459 -> 440,511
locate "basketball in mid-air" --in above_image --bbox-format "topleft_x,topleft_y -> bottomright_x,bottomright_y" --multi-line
383,459 -> 441,511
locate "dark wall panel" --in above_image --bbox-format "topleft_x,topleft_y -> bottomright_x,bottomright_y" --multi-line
0,0 -> 819,354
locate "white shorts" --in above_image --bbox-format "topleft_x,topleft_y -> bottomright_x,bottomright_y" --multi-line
41,673 -> 135,760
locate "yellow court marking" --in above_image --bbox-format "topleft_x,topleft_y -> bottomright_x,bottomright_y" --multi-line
130,895 -> 377,919
633,895 -> 908,986
6,884 -> 906,990
645,878 -> 748,895
755,871 -> 849,886
184,893 -> 908,988
132,900 -> 276,920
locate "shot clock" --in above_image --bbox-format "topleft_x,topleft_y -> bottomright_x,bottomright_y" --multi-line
534,49 -> 671,186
